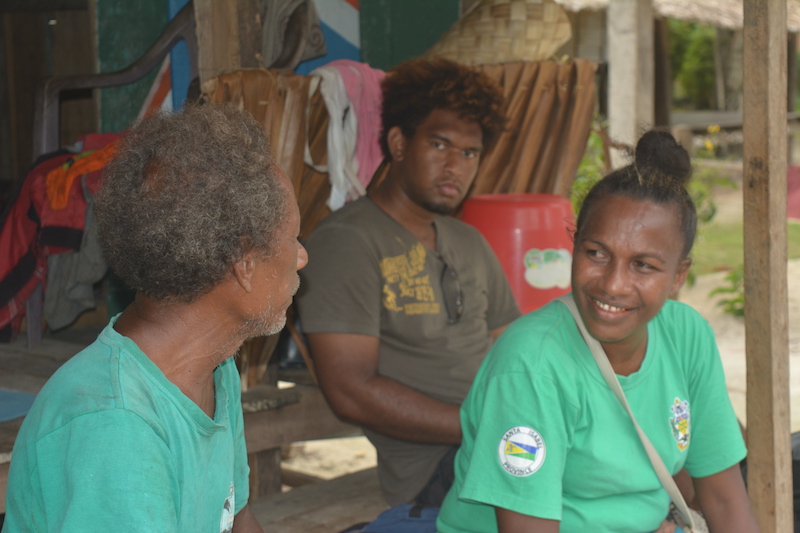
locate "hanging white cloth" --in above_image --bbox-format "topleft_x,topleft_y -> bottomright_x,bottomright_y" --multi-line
307,65 -> 365,211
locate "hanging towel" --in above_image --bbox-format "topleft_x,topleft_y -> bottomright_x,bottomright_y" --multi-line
328,60 -> 386,191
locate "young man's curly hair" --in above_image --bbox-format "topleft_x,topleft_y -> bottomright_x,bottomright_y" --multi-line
95,104 -> 288,303
379,57 -> 506,159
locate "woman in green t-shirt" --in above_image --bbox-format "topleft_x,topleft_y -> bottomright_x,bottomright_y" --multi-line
437,130 -> 758,533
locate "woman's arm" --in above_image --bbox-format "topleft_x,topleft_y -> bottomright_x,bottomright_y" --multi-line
496,507 -> 559,533
694,464 -> 759,533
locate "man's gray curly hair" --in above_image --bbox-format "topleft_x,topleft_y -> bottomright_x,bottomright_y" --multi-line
95,104 -> 288,303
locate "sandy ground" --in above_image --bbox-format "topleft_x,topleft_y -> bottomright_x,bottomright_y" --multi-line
282,177 -> 800,480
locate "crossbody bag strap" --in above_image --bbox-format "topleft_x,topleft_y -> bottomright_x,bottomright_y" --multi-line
555,295 -> 695,529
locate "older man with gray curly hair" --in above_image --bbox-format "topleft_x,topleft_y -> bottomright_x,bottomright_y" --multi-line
3,104 -> 307,533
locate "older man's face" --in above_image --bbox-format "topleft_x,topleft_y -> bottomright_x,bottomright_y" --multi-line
241,170 -> 308,338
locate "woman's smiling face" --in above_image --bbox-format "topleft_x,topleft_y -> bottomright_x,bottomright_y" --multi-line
571,194 -> 692,363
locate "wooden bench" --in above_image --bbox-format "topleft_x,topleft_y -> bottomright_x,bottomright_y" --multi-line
251,467 -> 388,532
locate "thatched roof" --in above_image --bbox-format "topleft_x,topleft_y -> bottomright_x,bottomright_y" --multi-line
555,0 -> 800,32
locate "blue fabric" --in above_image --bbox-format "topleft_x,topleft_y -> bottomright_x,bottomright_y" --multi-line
363,505 -> 439,533
0,388 -> 36,422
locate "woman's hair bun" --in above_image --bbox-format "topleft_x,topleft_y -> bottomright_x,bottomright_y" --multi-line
634,129 -> 692,186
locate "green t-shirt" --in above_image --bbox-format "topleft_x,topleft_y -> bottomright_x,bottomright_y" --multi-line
437,297 -> 746,533
3,317 -> 250,533
296,196 -> 520,504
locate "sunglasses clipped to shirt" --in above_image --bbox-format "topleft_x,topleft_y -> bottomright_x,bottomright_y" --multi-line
440,260 -> 464,324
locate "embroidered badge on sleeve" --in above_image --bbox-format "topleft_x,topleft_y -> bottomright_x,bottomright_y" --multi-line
670,397 -> 691,451
498,426 -> 546,476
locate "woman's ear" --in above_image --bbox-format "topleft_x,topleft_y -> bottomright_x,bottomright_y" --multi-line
387,126 -> 406,162
672,257 -> 693,294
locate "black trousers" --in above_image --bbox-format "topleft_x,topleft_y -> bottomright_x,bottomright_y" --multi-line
413,446 -> 458,508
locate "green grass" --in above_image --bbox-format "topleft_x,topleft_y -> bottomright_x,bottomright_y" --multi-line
690,219 -> 800,277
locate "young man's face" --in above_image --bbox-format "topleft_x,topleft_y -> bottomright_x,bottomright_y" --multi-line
389,109 -> 483,215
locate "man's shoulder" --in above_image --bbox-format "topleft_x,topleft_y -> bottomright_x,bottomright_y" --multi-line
312,196 -> 378,232
436,215 -> 489,248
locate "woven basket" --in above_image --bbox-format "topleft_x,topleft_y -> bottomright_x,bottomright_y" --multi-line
424,0 -> 572,66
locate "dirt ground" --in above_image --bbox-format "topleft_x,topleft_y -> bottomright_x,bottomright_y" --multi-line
282,173 -> 800,480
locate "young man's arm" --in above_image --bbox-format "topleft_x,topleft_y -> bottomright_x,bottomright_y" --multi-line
308,332 -> 462,444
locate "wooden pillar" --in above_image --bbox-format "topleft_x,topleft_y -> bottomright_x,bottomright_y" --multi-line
787,33 -> 797,164
193,0 -> 262,84
0,14 -> 14,183
742,1 -> 792,532
606,0 -> 653,168
653,17 -> 671,127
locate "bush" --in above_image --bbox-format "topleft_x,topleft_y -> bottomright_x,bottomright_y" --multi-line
669,20 -> 717,109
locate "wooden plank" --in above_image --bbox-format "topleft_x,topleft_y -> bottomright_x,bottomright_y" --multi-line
251,467 -> 388,533
194,0 -> 240,84
241,384 -> 300,413
0,418 -> 23,513
194,0 -> 261,84
248,448 -> 283,499
0,462 -> 7,514
243,385 -> 360,454
742,1 -> 793,532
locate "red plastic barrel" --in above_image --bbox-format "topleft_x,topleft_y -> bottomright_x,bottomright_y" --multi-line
461,193 -> 575,314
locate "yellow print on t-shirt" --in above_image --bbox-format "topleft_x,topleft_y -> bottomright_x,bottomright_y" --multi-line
380,242 -> 440,316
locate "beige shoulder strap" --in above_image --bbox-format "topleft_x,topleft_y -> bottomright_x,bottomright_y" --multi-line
555,295 -> 695,530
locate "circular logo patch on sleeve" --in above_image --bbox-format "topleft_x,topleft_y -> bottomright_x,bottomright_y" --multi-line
498,426 -> 546,476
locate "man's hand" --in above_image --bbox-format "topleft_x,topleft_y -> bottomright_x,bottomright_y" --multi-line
654,519 -> 678,533
307,332 -> 462,444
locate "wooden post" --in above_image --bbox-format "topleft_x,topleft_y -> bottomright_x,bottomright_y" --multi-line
788,33 -> 797,164
606,0 -> 654,168
653,17 -> 671,127
193,0 -> 262,85
742,1 -> 793,532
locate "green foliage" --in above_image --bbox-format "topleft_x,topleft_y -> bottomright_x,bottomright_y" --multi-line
570,125 -> 607,215
693,219 -> 800,276
667,19 -> 692,83
668,20 -> 717,109
709,264 -> 745,317
569,127 -> 733,228
689,165 -> 737,224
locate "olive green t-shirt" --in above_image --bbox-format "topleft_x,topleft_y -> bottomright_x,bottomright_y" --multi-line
297,196 -> 520,504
